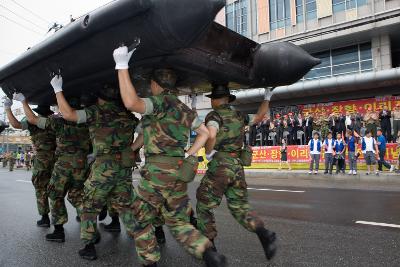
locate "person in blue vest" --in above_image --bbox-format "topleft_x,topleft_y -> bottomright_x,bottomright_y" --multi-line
308,132 -> 321,174
345,129 -> 358,175
376,128 -> 395,172
323,131 -> 335,175
361,130 -> 379,175
334,133 -> 346,174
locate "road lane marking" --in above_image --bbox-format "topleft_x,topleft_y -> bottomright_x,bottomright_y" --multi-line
247,187 -> 305,193
356,221 -> 400,229
16,180 -> 31,184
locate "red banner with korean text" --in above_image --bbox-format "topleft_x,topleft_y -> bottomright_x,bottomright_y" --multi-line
251,144 -> 399,164
299,96 -> 400,116
197,144 -> 399,173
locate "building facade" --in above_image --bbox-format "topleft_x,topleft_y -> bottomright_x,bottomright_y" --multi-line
187,0 -> 400,116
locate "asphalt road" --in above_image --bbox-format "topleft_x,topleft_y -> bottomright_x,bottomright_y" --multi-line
0,168 -> 400,267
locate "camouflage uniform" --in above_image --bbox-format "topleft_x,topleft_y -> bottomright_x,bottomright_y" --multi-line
196,104 -> 265,240
320,117 -> 330,140
37,116 -> 90,225
2,155 -> 8,168
75,101 -> 140,244
8,152 -> 16,171
134,92 -> 211,265
21,118 -> 56,216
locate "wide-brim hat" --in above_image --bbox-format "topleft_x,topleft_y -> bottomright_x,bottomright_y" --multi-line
33,105 -> 54,117
205,84 -> 236,103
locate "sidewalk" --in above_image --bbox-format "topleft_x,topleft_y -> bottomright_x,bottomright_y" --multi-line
243,169 -> 400,183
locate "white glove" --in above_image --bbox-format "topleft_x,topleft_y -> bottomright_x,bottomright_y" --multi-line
184,152 -> 190,159
13,93 -> 26,102
206,150 -> 217,161
113,46 -> 135,70
50,75 -> 63,93
191,95 -> 197,109
264,88 -> 274,101
4,98 -> 13,109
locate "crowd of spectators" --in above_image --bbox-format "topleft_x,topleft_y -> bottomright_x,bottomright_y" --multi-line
246,103 -> 400,147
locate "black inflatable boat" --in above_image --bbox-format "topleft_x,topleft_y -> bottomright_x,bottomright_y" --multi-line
0,0 -> 320,105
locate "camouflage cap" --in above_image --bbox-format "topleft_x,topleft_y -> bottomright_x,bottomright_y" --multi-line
152,69 -> 177,90
98,84 -> 121,102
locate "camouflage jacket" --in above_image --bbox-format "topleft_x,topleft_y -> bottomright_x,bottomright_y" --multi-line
76,101 -> 138,156
21,118 -> 56,153
205,104 -> 245,153
38,115 -> 90,156
140,92 -> 201,158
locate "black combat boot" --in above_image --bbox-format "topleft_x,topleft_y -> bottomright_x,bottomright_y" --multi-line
46,224 -> 65,243
155,226 -> 166,245
98,205 -> 108,221
143,263 -> 157,267
79,243 -> 97,260
256,227 -> 277,260
37,214 -> 50,228
76,216 -> 81,222
104,216 -> 121,232
203,247 -> 227,267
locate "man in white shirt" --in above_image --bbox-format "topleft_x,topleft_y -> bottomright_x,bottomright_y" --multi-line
308,132 -> 322,174
323,132 -> 335,175
362,130 -> 379,175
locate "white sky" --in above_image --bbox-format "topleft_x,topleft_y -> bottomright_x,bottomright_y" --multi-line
0,0 -> 111,117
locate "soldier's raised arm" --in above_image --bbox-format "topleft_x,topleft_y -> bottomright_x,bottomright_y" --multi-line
252,88 -> 274,125
13,93 -> 40,126
51,75 -> 79,122
4,98 -> 22,129
113,46 -> 147,114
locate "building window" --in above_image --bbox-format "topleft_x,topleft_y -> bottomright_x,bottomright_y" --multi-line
305,0 -> 317,21
269,0 -> 291,30
304,43 -> 373,80
333,0 -> 368,13
296,0 -> 304,23
225,0 -> 248,36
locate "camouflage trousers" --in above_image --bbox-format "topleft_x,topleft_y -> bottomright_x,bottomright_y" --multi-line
134,161 -> 211,265
80,157 -> 142,245
9,158 -> 15,171
196,158 -> 265,240
48,155 -> 88,225
32,152 -> 55,216
2,159 -> 7,168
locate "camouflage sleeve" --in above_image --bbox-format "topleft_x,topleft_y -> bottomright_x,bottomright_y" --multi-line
36,117 -> 48,129
76,110 -> 87,124
145,95 -> 170,116
205,111 -> 222,132
143,98 -> 155,115
20,119 -> 29,130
